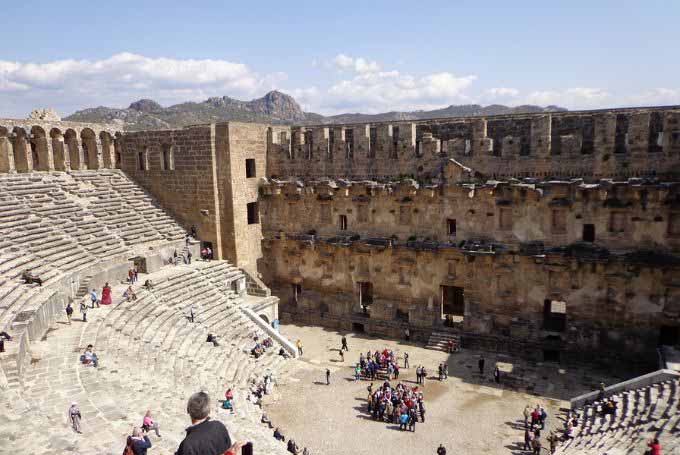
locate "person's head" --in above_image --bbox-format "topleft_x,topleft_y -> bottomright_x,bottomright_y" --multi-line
132,427 -> 142,437
186,391 -> 210,422
71,401 -> 77,407
92,289 -> 95,292
105,282 -> 109,286
145,410 -> 151,417
653,439 -> 659,444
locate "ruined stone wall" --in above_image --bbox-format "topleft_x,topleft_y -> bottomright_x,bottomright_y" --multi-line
267,107 -> 680,181
259,236 -> 680,364
119,125 -> 224,256
215,122 -> 267,273
260,176 -> 680,252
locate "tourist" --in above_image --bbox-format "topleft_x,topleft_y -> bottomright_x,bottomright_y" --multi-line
187,250 -> 192,264
188,304 -> 195,323
416,366 -> 421,384
443,362 -> 448,379
438,363 -> 444,381
447,339 -> 454,353
531,436 -> 542,455
143,280 -> 154,291
206,333 -> 219,347
128,268 -> 134,284
142,410 -> 161,437
65,302 -> 73,324
185,234 -> 191,246
81,344 -> 98,367
408,407 -> 417,431
326,368 -> 330,385
287,439 -> 300,454
539,405 -> 547,430
399,411 -> 409,430
302,448 -> 310,455
647,438 -> 661,455
419,399 -> 426,422
222,397 -> 234,413
133,266 -> 139,283
80,301 -> 88,322
547,432 -> 558,454
404,352 -> 409,369
190,225 -> 197,239
523,404 -> 532,428
127,427 -> 152,455
523,427 -> 533,451
354,364 -> 361,381
68,402 -> 82,433
89,288 -> 99,308
341,335 -> 348,351
530,407 -> 540,429
273,427 -> 285,442
296,339 -> 303,356
206,246 -> 213,261
339,349 -> 344,362
175,392 -> 245,455
261,413 -> 273,429
124,286 -> 137,302
478,355 -> 485,375
101,282 -> 112,305
421,366 -> 427,384
494,366 -> 501,383
437,444 -> 447,455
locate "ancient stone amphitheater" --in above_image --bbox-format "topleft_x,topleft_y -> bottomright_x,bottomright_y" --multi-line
0,109 -> 679,454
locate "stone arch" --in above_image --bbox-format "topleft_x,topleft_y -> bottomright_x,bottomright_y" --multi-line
11,127 -> 31,172
0,126 -> 16,173
30,126 -> 52,171
80,128 -> 101,170
50,128 -> 67,171
100,131 -> 115,169
64,129 -> 83,170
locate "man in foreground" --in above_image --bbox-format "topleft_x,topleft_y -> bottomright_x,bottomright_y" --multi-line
175,391 -> 245,455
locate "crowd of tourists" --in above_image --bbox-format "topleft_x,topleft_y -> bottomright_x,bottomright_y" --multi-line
356,348 -> 401,381
251,335 -> 275,358
367,380 -> 426,432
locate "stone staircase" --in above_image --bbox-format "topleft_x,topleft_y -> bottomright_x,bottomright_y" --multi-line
556,377 -> 680,455
425,330 -> 460,352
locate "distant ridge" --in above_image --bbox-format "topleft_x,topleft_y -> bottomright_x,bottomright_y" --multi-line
64,90 -> 566,130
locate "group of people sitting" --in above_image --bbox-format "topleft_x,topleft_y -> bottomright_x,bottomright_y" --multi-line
367,380 -> 426,432
357,348 -> 400,381
266,419 -> 309,454
250,335 -> 274,358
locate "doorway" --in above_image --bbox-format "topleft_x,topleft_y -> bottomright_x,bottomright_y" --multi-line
441,285 -> 465,316
659,326 -> 679,346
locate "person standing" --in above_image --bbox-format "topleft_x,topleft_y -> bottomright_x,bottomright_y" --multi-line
68,402 -> 82,433
80,301 -> 88,322
523,428 -> 533,451
296,339 -> 303,356
65,302 -> 73,324
523,404 -> 532,428
437,445 -> 447,455
341,336 -> 348,351
189,304 -> 195,323
404,352 -> 409,369
187,250 -> 192,264
494,366 -> 501,383
133,267 -> 139,283
325,368 -> 330,385
89,289 -> 99,308
101,282 -> 112,305
478,355 -> 485,375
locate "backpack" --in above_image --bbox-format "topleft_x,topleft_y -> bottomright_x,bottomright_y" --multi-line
122,438 -> 134,455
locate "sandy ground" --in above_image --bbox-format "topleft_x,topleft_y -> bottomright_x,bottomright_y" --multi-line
263,323 -> 633,455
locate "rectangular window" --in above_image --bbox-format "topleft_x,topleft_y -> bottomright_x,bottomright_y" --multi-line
392,126 -> 400,158
345,129 -> 354,159
668,213 -> 680,236
339,214 -> 348,230
357,204 -> 368,223
543,299 -> 566,332
161,144 -> 174,171
583,224 -> 595,242
247,202 -> 259,224
447,218 -> 457,236
369,127 -> 377,157
319,204 -> 331,224
399,206 -> 411,225
447,261 -> 456,277
245,158 -> 256,178
138,150 -> 146,171
608,212 -> 625,233
499,208 -> 513,231
442,285 -> 465,317
551,210 -> 567,234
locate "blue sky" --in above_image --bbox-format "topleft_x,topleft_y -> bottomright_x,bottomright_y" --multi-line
1,0 -> 678,117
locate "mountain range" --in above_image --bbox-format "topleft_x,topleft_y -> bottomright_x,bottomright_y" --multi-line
64,90 -> 566,130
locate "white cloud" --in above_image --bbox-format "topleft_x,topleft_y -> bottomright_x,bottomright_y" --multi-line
624,88 -> 680,107
332,54 -> 381,74
486,87 -> 520,98
521,88 -> 609,108
0,52 -> 283,117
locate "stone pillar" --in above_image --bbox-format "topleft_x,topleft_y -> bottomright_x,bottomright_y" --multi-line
0,136 -> 16,173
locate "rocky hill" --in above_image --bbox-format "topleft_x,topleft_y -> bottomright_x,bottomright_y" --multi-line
64,90 -> 565,130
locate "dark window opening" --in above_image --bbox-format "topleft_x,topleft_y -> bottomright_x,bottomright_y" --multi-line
345,129 -> 354,159
352,322 -> 365,332
442,285 -> 464,317
447,218 -> 457,236
395,308 -> 409,322
392,126 -> 400,158
138,151 -> 145,171
30,142 -> 39,167
358,282 -> 373,316
161,144 -> 173,171
245,158 -> 256,178
543,349 -> 561,363
659,326 -> 679,346
369,127 -> 377,157
247,202 -> 259,224
583,224 -> 595,242
543,299 -> 566,332
115,152 -> 122,168
339,214 -> 348,230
